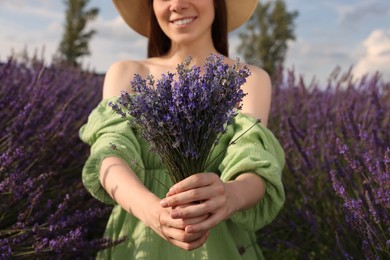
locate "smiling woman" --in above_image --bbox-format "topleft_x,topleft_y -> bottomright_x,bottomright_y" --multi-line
1,0 -> 390,82
148,0 -> 223,57
79,0 -> 285,259
152,0 -> 215,45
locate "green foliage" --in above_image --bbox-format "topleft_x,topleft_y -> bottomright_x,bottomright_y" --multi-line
238,0 -> 298,79
58,0 -> 99,67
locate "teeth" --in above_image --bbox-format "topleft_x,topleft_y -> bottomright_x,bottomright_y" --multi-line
173,18 -> 193,25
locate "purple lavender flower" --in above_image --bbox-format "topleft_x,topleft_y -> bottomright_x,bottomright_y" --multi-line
1,54 -> 122,258
110,54 -> 250,183
257,67 -> 389,259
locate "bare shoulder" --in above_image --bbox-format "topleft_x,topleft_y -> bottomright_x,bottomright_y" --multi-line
245,64 -> 271,86
240,63 -> 272,126
102,60 -> 148,99
244,64 -> 272,100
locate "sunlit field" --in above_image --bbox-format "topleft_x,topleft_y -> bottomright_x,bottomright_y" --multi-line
1,56 -> 389,259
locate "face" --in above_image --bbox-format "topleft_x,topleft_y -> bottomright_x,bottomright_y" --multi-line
152,0 -> 215,45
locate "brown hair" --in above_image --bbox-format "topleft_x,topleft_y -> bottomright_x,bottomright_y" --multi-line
147,0 -> 228,57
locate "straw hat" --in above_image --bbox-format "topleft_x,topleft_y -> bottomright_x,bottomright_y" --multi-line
112,0 -> 258,37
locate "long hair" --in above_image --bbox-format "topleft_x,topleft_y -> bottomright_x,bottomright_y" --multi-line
147,0 -> 228,57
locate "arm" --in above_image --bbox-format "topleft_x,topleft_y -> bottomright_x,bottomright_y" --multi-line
241,65 -> 272,126
100,156 -> 209,250
161,172 -> 265,233
161,121 -> 285,234
99,156 -> 159,224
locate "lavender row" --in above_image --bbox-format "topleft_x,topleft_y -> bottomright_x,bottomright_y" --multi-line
0,56 -> 122,258
261,70 -> 389,259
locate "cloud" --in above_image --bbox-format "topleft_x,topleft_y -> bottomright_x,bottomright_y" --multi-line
329,1 -> 390,26
82,16 -> 148,72
0,0 -> 62,20
88,16 -> 138,41
0,0 -> 147,72
353,29 -> 390,80
0,19 -> 61,62
284,38 -> 356,83
0,0 -> 64,61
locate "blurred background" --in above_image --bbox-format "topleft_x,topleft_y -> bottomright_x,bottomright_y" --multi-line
1,1 -> 389,259
1,0 -> 389,83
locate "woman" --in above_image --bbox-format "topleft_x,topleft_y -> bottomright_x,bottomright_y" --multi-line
80,0 -> 285,259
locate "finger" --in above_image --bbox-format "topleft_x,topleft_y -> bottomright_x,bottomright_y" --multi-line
167,173 -> 217,196
170,200 -> 217,219
167,230 -> 209,251
185,212 -> 223,233
162,226 -> 206,243
168,213 -> 210,229
161,187 -> 212,208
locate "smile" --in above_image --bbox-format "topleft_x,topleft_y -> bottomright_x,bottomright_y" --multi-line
172,18 -> 195,26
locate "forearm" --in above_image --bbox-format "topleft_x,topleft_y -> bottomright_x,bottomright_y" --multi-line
99,156 -> 160,226
100,156 -> 210,250
225,173 -> 266,215
162,172 -> 266,233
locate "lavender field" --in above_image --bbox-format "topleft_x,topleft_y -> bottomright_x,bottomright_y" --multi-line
1,56 -> 389,259
0,56 -> 121,258
262,69 -> 389,259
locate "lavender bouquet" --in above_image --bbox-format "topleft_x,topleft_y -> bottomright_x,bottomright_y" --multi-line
110,54 -> 251,184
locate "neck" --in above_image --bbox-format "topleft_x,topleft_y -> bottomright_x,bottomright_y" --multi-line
165,48 -> 219,67
163,36 -> 220,67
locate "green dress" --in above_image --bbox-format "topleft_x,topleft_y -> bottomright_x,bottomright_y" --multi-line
79,97 -> 285,260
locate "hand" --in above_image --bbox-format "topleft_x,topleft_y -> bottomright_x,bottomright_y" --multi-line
148,202 -> 209,251
160,173 -> 235,234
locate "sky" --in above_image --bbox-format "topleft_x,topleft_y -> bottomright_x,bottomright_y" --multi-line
1,0 -> 389,85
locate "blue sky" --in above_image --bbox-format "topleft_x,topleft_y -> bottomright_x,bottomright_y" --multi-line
1,0 -> 389,84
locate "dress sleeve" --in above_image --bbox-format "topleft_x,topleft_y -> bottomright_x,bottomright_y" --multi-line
79,97 -> 145,205
218,112 -> 285,231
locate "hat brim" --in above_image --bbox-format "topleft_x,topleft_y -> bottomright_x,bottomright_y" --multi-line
112,0 -> 258,37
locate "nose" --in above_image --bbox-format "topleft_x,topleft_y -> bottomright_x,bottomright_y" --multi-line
169,0 -> 189,12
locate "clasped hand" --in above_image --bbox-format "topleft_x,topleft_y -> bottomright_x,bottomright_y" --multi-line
157,172 -> 235,251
